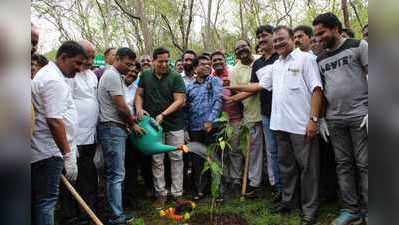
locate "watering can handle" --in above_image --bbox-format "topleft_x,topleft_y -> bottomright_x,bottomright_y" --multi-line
149,117 -> 163,133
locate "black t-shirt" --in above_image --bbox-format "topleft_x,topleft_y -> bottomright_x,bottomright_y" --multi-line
250,53 -> 279,116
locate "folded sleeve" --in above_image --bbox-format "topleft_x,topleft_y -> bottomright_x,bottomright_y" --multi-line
258,65 -> 273,91
105,71 -> 124,96
303,55 -> 323,93
42,80 -> 69,119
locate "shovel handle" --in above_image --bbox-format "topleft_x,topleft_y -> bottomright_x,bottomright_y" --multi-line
61,175 -> 104,225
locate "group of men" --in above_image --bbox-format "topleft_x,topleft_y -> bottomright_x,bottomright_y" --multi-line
31,12 -> 368,225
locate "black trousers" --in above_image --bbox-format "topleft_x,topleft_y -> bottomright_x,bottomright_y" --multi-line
59,144 -> 98,223
124,139 -> 153,200
189,131 -> 212,196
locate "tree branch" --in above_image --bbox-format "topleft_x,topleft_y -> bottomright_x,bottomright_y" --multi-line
113,0 -> 141,20
349,0 -> 363,28
161,14 -> 184,52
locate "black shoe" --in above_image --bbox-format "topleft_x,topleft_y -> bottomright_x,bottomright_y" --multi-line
300,217 -> 316,225
270,204 -> 292,214
245,186 -> 260,198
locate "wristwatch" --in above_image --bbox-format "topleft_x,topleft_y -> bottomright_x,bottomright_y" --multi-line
310,116 -> 318,123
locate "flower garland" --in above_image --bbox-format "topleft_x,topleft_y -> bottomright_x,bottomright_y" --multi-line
159,200 -> 196,222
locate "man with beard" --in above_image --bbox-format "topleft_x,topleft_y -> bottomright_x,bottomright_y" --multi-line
210,51 -> 230,78
140,54 -> 152,71
181,49 -> 197,86
313,12 -> 368,225
228,26 -> 323,225
31,41 -> 87,225
294,25 -> 314,53
229,39 -> 264,198
250,25 -> 282,200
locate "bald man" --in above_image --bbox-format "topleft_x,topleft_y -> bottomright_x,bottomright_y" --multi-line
31,23 -> 39,56
59,40 -> 100,225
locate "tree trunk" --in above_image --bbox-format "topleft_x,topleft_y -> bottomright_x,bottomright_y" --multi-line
239,1 -> 247,40
341,0 -> 351,28
133,0 -> 154,54
204,0 -> 213,51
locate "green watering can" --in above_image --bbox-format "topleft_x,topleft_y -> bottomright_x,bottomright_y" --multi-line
128,116 -> 189,155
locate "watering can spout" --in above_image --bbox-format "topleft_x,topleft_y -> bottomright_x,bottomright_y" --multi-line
128,116 -> 190,155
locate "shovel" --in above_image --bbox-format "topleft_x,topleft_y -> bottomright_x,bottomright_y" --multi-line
61,175 -> 104,225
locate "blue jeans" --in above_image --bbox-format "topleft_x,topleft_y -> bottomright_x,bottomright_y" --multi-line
98,123 -> 128,221
31,157 -> 64,225
262,115 -> 282,192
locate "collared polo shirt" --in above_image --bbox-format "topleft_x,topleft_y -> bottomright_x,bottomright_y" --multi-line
139,69 -> 186,131
258,48 -> 323,135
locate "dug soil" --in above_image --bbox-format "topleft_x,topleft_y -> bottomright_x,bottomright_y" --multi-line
190,212 -> 249,225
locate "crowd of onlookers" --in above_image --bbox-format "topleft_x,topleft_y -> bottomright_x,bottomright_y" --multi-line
31,12 -> 368,225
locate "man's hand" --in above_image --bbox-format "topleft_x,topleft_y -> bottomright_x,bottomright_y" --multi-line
137,109 -> 149,120
319,118 -> 330,142
131,123 -> 146,135
223,95 -> 234,104
305,120 -> 318,141
184,130 -> 190,143
204,122 -> 213,133
155,114 -> 164,125
360,114 -> 368,134
64,151 -> 78,181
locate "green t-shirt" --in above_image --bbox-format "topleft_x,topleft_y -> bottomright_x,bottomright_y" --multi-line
138,69 -> 186,131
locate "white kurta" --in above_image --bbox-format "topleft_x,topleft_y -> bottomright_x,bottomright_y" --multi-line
67,69 -> 99,145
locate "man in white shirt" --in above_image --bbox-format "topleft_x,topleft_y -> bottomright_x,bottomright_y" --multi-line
31,41 -> 87,225
228,26 -> 323,225
59,40 -> 100,224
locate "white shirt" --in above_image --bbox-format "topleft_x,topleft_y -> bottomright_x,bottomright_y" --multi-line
31,61 -> 78,163
124,82 -> 138,114
257,48 -> 322,135
66,70 -> 99,145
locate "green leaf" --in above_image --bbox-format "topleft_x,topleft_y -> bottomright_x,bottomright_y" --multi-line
225,124 -> 235,140
219,140 -> 226,151
215,112 -> 229,123
201,161 -> 211,174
